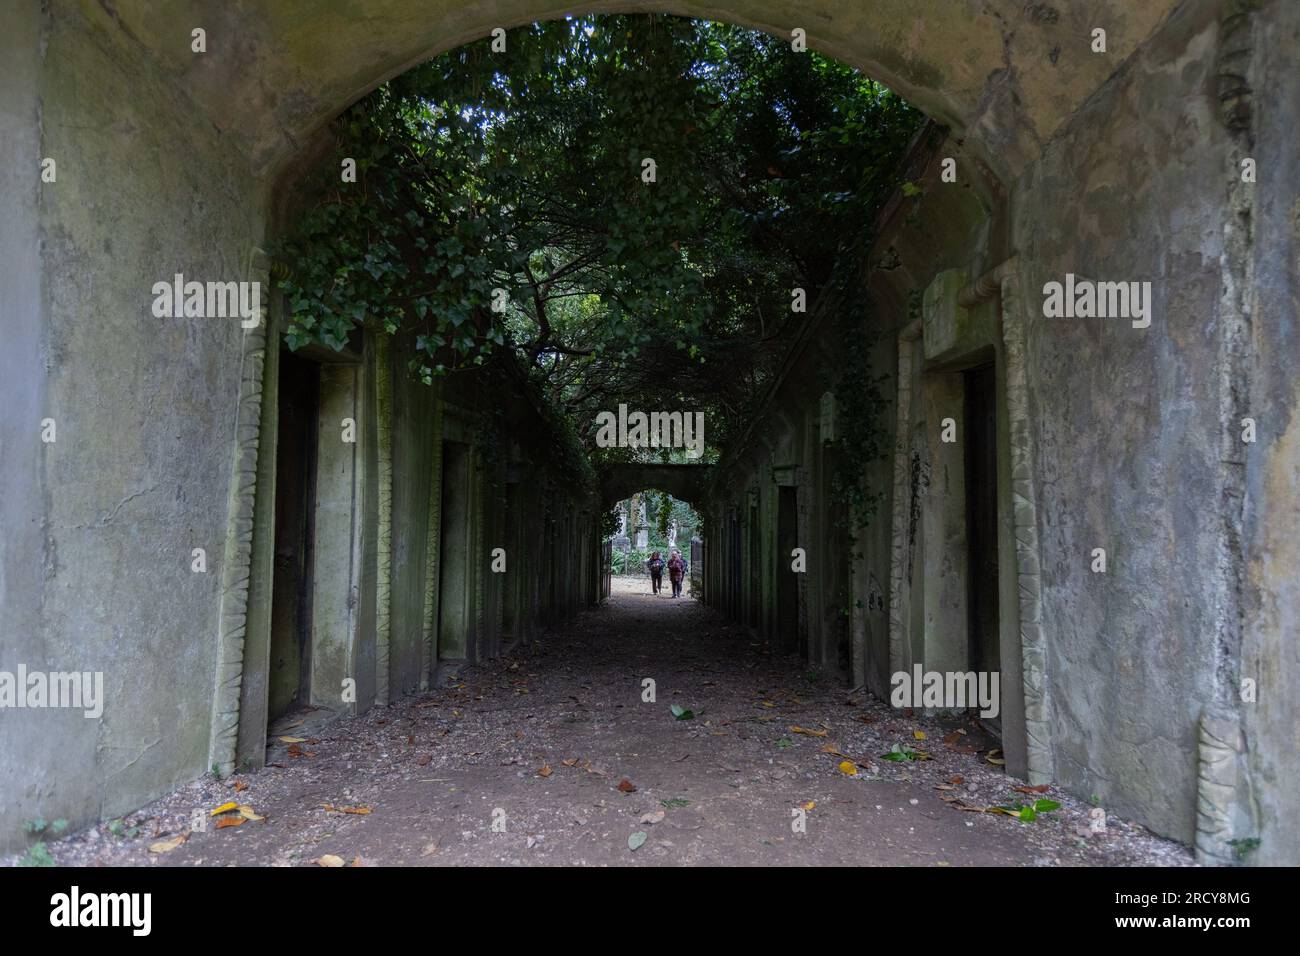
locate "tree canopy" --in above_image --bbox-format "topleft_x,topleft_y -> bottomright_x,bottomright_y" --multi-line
275,14 -> 920,457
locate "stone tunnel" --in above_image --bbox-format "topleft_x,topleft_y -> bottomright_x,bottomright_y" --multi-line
0,0 -> 1296,868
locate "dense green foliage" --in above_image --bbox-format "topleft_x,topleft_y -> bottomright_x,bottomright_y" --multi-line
275,14 -> 920,460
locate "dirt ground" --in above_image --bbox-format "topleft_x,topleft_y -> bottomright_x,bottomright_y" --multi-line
6,578 -> 1193,867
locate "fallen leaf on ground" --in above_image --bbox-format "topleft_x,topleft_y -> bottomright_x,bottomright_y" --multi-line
1013,784 -> 1051,794
639,810 -> 666,825
819,743 -> 847,758
913,730 -> 928,740
561,758 -> 579,767
791,726 -> 829,738
148,833 -> 189,854
802,801 -> 816,811
415,755 -> 431,766
322,804 -> 372,815
209,802 -> 239,817
943,730 -> 979,754
617,779 -> 637,793
279,736 -> 307,744
838,761 -> 859,776
942,798 -> 988,813
237,805 -> 264,821
233,780 -> 248,793
627,831 -> 647,851
215,816 -> 244,829
314,854 -> 346,867
986,750 -> 1007,766
537,764 -> 553,778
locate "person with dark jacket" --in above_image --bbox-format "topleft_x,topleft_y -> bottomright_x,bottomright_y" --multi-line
646,551 -> 665,594
667,550 -> 686,598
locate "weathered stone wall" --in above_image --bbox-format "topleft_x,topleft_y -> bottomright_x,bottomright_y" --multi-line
0,3 -> 264,849
1238,0 -> 1300,868
1010,1 -> 1242,844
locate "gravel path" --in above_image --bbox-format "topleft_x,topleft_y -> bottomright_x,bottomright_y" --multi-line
5,578 -> 1193,867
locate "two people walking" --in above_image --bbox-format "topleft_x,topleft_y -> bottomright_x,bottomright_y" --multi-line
645,549 -> 687,598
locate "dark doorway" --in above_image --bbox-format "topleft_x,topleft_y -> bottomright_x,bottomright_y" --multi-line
963,363 -> 1000,679
502,481 -> 521,640
438,440 -> 472,661
776,485 -> 800,653
268,350 -> 320,721
747,502 -> 760,629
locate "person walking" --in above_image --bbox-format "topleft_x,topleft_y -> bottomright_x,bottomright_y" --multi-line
646,551 -> 665,595
667,549 -> 686,598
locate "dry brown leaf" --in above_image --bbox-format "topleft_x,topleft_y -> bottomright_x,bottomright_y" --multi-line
561,758 -> 579,767
233,780 -> 248,793
148,832 -> 189,854
279,736 -> 307,744
537,764 -> 553,778
617,779 -> 637,793
215,816 -> 244,829
322,804 -> 372,815
1013,784 -> 1051,794
790,726 -> 829,738
639,810 -> 666,825
415,754 -> 431,766
819,743 -> 847,757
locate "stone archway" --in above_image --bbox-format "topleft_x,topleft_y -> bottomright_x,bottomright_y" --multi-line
7,0 -> 1298,865
601,463 -> 713,510
74,0 -> 1178,180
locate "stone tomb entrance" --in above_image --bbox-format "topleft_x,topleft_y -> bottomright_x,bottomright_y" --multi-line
235,332 -> 370,772
888,265 -> 1039,780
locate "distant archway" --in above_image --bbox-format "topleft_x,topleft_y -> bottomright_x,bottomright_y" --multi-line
601,463 -> 712,509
